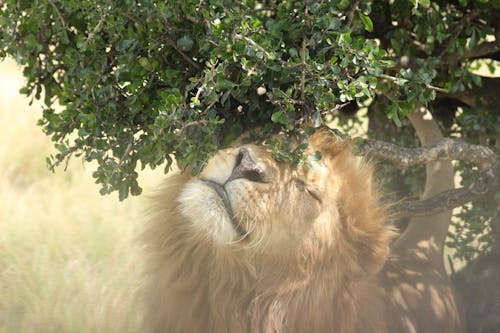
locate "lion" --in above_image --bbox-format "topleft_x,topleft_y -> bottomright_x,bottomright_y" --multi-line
141,128 -> 464,333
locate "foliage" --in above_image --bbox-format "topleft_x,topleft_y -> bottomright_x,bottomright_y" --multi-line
1,1 -> 499,260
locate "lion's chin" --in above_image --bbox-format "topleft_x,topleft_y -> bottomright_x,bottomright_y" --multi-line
177,180 -> 241,245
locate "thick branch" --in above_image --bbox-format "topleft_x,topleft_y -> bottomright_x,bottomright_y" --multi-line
358,138 -> 496,169
357,138 -> 500,218
440,77 -> 500,109
395,188 -> 488,219
442,40 -> 500,64
387,40 -> 500,69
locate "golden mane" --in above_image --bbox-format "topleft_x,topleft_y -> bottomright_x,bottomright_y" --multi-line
141,129 -> 463,333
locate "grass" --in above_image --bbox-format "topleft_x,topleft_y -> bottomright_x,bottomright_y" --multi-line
0,58 -> 160,333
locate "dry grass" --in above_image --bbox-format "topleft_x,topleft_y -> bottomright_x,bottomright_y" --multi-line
0,58 -> 160,333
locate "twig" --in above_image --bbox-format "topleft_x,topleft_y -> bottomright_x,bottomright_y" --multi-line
48,0 -> 67,30
117,141 -> 133,168
109,140 -> 135,177
85,1 -> 112,44
300,37 -> 307,105
378,73 -> 448,93
322,102 -> 350,116
345,0 -> 361,27
178,120 -> 211,136
438,10 -> 479,59
233,34 -> 272,60
49,145 -> 78,172
247,3 -> 277,14
167,39 -> 201,70
159,13 -> 201,70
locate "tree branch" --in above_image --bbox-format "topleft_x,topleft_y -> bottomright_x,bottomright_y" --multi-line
394,186 -> 490,218
378,73 -> 448,93
440,76 -> 500,109
167,39 -> 201,70
233,34 -> 272,60
442,40 -> 500,64
357,138 -> 500,218
387,40 -> 500,70
345,0 -> 360,27
48,0 -> 67,30
358,138 -> 496,169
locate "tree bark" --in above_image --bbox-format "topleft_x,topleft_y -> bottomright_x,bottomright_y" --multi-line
357,137 -> 499,218
389,106 -> 454,269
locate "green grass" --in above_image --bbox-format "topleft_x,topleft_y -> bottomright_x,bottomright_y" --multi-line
0,58 -> 159,332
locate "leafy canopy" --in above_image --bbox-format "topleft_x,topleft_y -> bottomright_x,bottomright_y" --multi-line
0,0 -> 498,211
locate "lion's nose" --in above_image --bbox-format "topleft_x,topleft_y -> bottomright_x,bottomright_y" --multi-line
227,148 -> 266,183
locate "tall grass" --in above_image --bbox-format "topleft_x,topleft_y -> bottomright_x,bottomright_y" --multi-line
0,58 -> 159,332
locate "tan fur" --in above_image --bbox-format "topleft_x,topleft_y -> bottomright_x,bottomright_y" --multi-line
141,129 -> 464,333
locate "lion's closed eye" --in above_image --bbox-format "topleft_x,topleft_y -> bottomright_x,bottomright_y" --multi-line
294,179 -> 322,203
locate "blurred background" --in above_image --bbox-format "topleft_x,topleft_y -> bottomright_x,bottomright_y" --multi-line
0,57 -> 161,332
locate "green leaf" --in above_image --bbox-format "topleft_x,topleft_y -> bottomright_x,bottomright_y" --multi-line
216,78 -> 234,90
391,111 -> 402,127
358,13 -> 373,32
176,36 -> 194,52
138,57 -> 152,71
468,28 -> 478,49
420,0 -> 430,7
271,110 -> 287,125
25,34 -> 38,47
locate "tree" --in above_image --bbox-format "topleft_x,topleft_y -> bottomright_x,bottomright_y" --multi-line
0,0 -> 498,262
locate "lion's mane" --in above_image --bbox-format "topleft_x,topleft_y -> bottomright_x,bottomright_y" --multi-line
141,131 -> 463,333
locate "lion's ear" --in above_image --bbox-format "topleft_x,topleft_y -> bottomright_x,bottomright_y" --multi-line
309,128 -> 352,157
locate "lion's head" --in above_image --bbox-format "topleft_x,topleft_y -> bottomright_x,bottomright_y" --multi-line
142,129 -> 395,332
164,130 -> 392,278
